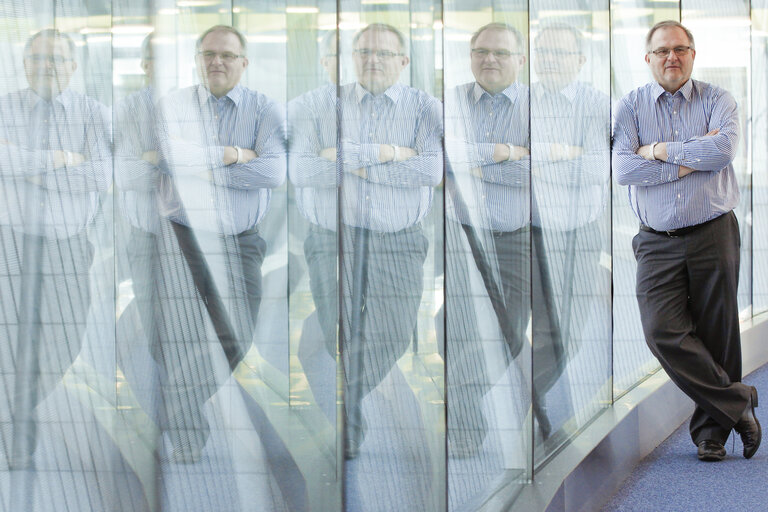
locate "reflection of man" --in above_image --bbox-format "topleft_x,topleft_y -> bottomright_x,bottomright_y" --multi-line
530,24 -> 611,434
0,29 -> 111,468
114,33 -> 161,377
293,23 -> 442,459
445,22 -> 565,457
613,20 -> 759,462
156,25 -> 285,463
288,31 -> 339,349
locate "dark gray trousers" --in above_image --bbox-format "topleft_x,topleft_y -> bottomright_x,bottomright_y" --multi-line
633,210 -> 750,445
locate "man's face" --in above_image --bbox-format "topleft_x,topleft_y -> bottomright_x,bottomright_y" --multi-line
645,26 -> 695,93
471,28 -> 526,94
534,29 -> 585,91
353,29 -> 409,95
197,30 -> 248,98
24,36 -> 76,100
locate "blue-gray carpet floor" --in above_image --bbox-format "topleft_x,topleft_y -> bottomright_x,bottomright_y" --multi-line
601,362 -> 768,512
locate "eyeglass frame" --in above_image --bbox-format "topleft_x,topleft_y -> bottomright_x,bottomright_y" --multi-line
24,54 -> 73,65
648,46 -> 693,58
196,50 -> 245,63
352,48 -> 404,59
470,48 -> 522,59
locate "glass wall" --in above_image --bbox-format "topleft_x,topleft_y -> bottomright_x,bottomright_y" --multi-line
0,1 -> 763,511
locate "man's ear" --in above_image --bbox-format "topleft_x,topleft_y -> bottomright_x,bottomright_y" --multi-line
401,55 -> 410,67
242,56 -> 249,69
644,53 -> 651,65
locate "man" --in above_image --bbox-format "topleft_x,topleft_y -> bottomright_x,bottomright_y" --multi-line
156,25 -> 285,463
291,23 -> 442,459
0,29 -> 111,468
530,23 -> 611,445
613,20 -> 759,462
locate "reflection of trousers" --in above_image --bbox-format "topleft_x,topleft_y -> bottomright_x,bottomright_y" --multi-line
444,222 -> 566,440
155,220 -> 265,450
305,224 -> 428,435
633,210 -> 749,445
0,226 -> 93,454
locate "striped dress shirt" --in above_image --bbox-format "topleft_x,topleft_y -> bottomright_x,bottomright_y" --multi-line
158,84 -> 286,234
0,87 -> 111,238
612,79 -> 739,231
531,81 -> 610,232
445,81 -> 530,232
291,81 -> 442,233
114,86 -> 161,233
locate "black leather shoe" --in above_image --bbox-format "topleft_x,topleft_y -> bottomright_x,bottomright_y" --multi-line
734,386 -> 761,459
697,440 -> 726,461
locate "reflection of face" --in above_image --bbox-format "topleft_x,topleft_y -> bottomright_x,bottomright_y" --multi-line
534,29 -> 585,91
197,30 -> 248,98
321,37 -> 338,85
644,26 -> 695,93
471,29 -> 526,94
353,29 -> 409,95
24,36 -> 77,100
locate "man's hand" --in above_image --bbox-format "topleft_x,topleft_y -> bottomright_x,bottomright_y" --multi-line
319,147 -> 337,162
493,143 -> 529,163
379,144 -> 416,163
142,150 -> 159,165
347,167 -> 367,179
223,146 -> 257,165
52,150 -> 85,169
548,143 -> 583,161
678,165 -> 695,178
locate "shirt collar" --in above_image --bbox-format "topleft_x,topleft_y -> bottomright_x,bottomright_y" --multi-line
196,83 -> 244,106
532,81 -> 580,104
472,81 -> 520,104
355,82 -> 404,104
651,78 -> 694,101
24,87 -> 75,110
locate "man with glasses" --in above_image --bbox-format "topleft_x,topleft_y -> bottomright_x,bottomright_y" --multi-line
0,29 -> 111,468
155,25 -> 285,463
613,20 -> 759,462
529,23 -> 611,446
444,21 -> 561,458
291,23 -> 441,460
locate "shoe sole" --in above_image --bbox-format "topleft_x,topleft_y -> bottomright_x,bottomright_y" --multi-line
744,386 -> 761,459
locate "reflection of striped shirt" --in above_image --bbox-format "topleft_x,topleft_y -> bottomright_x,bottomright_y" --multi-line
445,81 -> 530,232
531,81 -> 610,231
158,84 -> 286,234
114,86 -> 161,233
288,83 -> 338,230
612,79 -> 739,231
0,87 -> 111,238
290,82 -> 442,233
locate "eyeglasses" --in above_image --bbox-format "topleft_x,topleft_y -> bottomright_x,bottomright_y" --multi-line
353,48 -> 403,59
471,48 -> 519,59
197,51 -> 244,63
649,46 -> 692,58
533,48 -> 581,58
25,54 -> 71,65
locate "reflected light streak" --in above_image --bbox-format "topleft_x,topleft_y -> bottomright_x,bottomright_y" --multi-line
286,6 -> 320,14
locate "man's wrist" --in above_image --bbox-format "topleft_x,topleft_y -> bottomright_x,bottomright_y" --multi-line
649,141 -> 658,161
391,144 -> 399,162
506,143 -> 515,161
234,145 -> 243,164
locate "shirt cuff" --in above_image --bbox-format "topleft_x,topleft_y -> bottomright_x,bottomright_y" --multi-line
665,141 -> 684,165
660,161 -> 679,182
476,143 -> 496,164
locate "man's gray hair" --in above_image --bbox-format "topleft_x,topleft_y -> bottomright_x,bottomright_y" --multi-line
535,22 -> 584,54
352,23 -> 408,54
196,25 -> 248,56
24,29 -> 76,58
471,22 -> 526,55
645,20 -> 695,53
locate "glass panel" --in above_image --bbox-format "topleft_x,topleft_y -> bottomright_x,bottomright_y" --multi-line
0,2 -> 115,510
609,0 -> 675,396
443,2 -> 533,508
755,2 -> 768,315
336,4 -> 445,510
286,1 -> 343,510
529,0 -> 612,465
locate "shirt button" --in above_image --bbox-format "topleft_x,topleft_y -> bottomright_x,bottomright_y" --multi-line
673,111 -> 677,115
486,132 -> 490,137
675,130 -> 679,135
489,112 -> 493,116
